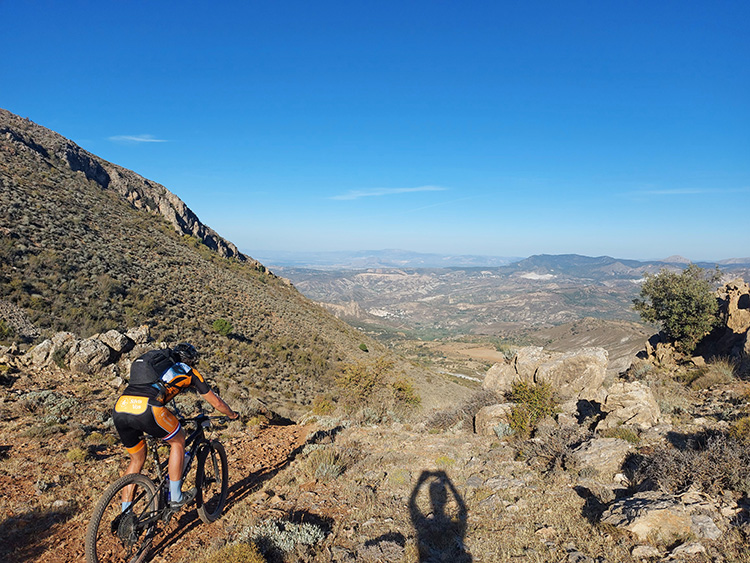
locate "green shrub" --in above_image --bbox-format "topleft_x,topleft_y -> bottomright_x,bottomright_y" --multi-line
601,425 -> 641,444
358,342 -> 369,352
335,358 -> 392,412
391,377 -> 421,407
66,447 -> 89,462
52,346 -> 69,369
212,318 -> 233,337
311,396 -> 334,415
729,416 -> 750,444
507,380 -> 558,438
633,264 -> 721,354
0,319 -> 14,340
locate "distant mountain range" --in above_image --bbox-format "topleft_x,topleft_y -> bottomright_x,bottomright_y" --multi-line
249,249 -> 522,269
251,249 -> 750,272
271,252 -> 750,341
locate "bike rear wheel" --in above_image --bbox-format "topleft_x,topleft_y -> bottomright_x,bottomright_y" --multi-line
196,440 -> 228,523
85,473 -> 160,563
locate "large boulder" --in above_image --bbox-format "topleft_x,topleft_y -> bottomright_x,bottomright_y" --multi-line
485,346 -> 610,402
601,491 -> 723,543
597,381 -> 661,431
98,329 -> 133,353
534,347 -> 608,401
68,338 -> 112,374
719,280 -> 750,335
474,403 -> 515,437
125,325 -> 150,344
513,346 -> 550,381
25,331 -> 77,367
601,492 -> 693,543
482,362 -> 516,395
568,437 -> 632,481
27,339 -> 54,366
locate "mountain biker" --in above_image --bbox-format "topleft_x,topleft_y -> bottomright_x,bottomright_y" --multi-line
112,343 -> 239,511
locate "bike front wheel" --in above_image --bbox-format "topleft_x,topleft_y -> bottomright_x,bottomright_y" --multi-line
85,473 -> 160,563
195,440 -> 229,523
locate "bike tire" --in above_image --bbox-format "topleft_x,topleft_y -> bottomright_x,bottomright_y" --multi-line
85,473 -> 160,563
195,440 -> 229,523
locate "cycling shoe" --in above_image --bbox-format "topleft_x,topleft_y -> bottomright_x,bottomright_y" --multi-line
168,487 -> 196,510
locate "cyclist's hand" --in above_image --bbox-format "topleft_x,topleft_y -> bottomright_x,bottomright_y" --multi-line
229,412 -> 240,421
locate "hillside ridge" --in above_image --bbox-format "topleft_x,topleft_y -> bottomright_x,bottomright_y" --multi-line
1,108 -> 254,266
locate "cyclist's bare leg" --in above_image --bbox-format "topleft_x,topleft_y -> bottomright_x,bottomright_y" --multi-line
121,441 -> 147,505
166,429 -> 186,481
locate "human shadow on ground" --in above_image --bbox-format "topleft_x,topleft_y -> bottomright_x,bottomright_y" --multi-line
409,470 -> 472,563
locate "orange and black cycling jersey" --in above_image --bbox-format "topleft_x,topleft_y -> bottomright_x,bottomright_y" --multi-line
121,362 -> 210,405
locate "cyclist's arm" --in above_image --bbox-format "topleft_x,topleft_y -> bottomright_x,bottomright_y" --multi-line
189,367 -> 239,419
201,389 -> 239,419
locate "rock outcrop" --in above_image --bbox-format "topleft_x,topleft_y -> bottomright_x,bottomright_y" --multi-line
483,346 -> 608,402
479,345 -> 662,438
568,437 -> 633,482
0,108 -> 265,268
601,491 -> 723,543
474,403 -> 515,436
21,326 -> 149,376
596,381 -> 661,431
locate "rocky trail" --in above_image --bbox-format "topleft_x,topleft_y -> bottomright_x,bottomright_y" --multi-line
0,420 -> 309,563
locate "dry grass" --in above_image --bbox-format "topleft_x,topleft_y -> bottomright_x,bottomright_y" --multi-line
197,542 -> 266,563
686,357 -> 738,390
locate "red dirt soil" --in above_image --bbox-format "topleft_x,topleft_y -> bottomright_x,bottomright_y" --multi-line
0,423 -> 309,563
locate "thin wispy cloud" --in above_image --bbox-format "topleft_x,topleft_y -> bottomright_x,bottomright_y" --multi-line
108,134 -> 168,143
330,185 -> 447,201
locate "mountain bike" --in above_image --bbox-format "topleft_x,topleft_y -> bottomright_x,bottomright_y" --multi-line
85,409 -> 230,563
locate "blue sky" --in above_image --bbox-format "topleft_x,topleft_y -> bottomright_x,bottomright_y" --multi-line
2,1 -> 748,261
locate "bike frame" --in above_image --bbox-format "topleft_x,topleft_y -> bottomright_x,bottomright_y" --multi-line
130,411 -> 226,528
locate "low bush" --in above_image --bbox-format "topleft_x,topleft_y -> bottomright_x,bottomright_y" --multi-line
507,380 -> 558,438
629,430 -> 750,496
212,318 -> 233,337
425,389 -> 500,431
729,416 -> 750,444
0,319 -> 14,340
334,358 -> 421,418
300,444 -> 360,482
241,519 -> 326,560
199,542 -> 266,563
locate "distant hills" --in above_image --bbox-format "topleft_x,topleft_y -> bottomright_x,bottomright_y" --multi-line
274,253 -> 750,340
253,249 -> 750,272
250,249 -> 521,269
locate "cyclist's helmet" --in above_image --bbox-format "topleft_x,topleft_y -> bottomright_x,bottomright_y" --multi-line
173,342 -> 199,366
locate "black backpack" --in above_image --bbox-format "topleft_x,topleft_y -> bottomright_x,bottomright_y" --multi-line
129,349 -> 176,386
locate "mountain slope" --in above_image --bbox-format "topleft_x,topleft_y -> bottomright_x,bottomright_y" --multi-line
0,108 -> 462,416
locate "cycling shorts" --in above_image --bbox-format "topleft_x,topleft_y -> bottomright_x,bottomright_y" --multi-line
113,395 -> 181,454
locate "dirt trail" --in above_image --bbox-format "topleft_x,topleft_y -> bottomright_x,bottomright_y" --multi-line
0,423 -> 309,563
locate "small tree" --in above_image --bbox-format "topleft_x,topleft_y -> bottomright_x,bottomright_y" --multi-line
633,264 -> 721,354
